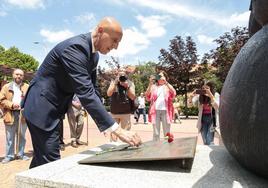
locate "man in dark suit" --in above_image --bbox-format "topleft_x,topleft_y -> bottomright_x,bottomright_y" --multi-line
22,17 -> 142,168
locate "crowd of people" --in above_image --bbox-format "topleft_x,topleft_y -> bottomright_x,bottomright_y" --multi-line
0,17 -> 220,167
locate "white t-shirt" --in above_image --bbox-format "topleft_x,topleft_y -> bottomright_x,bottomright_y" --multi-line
12,83 -> 22,106
138,96 -> 145,109
155,85 -> 166,110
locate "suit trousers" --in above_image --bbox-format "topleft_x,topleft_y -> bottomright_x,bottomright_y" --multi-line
26,120 -> 60,168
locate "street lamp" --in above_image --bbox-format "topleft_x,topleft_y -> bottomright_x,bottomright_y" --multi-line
33,41 -> 48,55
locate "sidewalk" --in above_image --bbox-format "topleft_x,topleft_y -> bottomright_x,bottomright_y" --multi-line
0,115 -> 219,188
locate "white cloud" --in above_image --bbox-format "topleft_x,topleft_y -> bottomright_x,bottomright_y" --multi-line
113,0 -> 249,29
219,11 -> 250,29
109,14 -> 170,58
197,34 -> 214,45
109,27 -> 150,57
40,29 -> 74,43
5,0 -> 45,9
108,14 -> 170,58
136,15 -> 169,38
75,12 -> 96,25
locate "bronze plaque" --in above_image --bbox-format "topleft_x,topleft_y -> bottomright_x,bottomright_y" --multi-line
79,137 -> 197,169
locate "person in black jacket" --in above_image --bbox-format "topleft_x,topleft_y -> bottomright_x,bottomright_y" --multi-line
22,17 -> 142,168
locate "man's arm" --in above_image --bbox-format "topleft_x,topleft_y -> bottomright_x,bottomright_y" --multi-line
60,43 -> 141,147
126,81 -> 135,100
107,79 -> 117,97
0,85 -> 13,109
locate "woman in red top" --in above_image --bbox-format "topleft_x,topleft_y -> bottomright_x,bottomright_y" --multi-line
190,81 -> 220,145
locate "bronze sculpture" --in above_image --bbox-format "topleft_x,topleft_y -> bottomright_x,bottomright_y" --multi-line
220,0 -> 268,178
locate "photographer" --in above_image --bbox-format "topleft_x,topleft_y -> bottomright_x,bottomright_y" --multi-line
145,71 -> 176,141
190,80 -> 220,145
107,69 -> 135,141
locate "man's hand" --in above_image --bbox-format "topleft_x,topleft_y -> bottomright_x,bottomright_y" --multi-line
113,127 -> 142,147
149,75 -> 155,85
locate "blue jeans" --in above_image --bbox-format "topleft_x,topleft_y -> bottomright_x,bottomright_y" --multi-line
201,114 -> 214,145
137,108 -> 147,123
5,111 -> 27,159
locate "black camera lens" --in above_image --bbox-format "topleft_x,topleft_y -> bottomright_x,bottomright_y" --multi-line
119,75 -> 127,82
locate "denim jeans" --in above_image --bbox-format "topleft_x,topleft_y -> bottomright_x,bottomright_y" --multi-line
201,114 -> 214,145
5,111 -> 27,159
137,108 -> 147,123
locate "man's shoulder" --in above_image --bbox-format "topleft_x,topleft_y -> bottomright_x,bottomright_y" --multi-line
22,82 -> 29,89
55,33 -> 91,53
64,33 -> 90,47
128,80 -> 135,86
2,82 -> 11,90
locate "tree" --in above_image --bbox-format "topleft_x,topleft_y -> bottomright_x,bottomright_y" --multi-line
0,46 -> 39,82
131,61 -> 157,95
204,27 -> 249,84
158,36 -> 199,111
0,46 -> 39,72
0,45 -> 5,53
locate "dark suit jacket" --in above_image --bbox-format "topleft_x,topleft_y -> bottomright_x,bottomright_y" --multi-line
22,33 -> 115,132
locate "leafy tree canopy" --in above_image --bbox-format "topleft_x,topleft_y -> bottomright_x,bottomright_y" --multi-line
0,46 -> 39,72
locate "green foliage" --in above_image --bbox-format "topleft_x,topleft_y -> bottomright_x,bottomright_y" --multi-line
181,106 -> 198,116
0,46 -> 39,72
0,45 -> 5,53
131,61 -> 156,95
158,36 -> 199,110
203,27 -> 249,84
104,105 -> 110,112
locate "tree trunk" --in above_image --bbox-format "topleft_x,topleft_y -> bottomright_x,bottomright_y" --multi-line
184,84 -> 188,118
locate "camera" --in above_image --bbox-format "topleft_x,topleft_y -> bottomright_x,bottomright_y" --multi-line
155,74 -> 161,81
119,75 -> 128,82
196,89 -> 206,95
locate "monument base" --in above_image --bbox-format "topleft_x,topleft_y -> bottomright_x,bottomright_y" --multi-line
15,144 -> 268,188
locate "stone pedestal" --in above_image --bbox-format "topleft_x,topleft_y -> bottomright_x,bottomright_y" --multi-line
15,144 -> 268,188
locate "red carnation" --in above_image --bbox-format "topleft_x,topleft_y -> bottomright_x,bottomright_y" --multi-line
166,132 -> 174,139
165,132 -> 174,143
168,137 -> 174,143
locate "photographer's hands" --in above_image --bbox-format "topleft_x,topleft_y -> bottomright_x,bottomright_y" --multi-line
203,86 -> 214,100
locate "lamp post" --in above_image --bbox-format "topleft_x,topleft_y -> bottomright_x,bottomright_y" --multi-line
33,41 -> 48,55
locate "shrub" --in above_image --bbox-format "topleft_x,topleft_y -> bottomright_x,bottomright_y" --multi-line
181,106 -> 198,116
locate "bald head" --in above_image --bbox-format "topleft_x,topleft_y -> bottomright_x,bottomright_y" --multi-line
93,17 -> 123,54
97,17 -> 122,34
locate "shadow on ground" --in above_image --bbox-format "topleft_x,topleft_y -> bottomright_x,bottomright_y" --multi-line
192,146 -> 268,188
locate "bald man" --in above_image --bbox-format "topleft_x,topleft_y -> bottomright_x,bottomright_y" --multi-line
22,17 -> 142,168
0,69 -> 30,163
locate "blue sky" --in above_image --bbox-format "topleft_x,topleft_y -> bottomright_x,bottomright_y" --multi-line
0,0 -> 251,68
